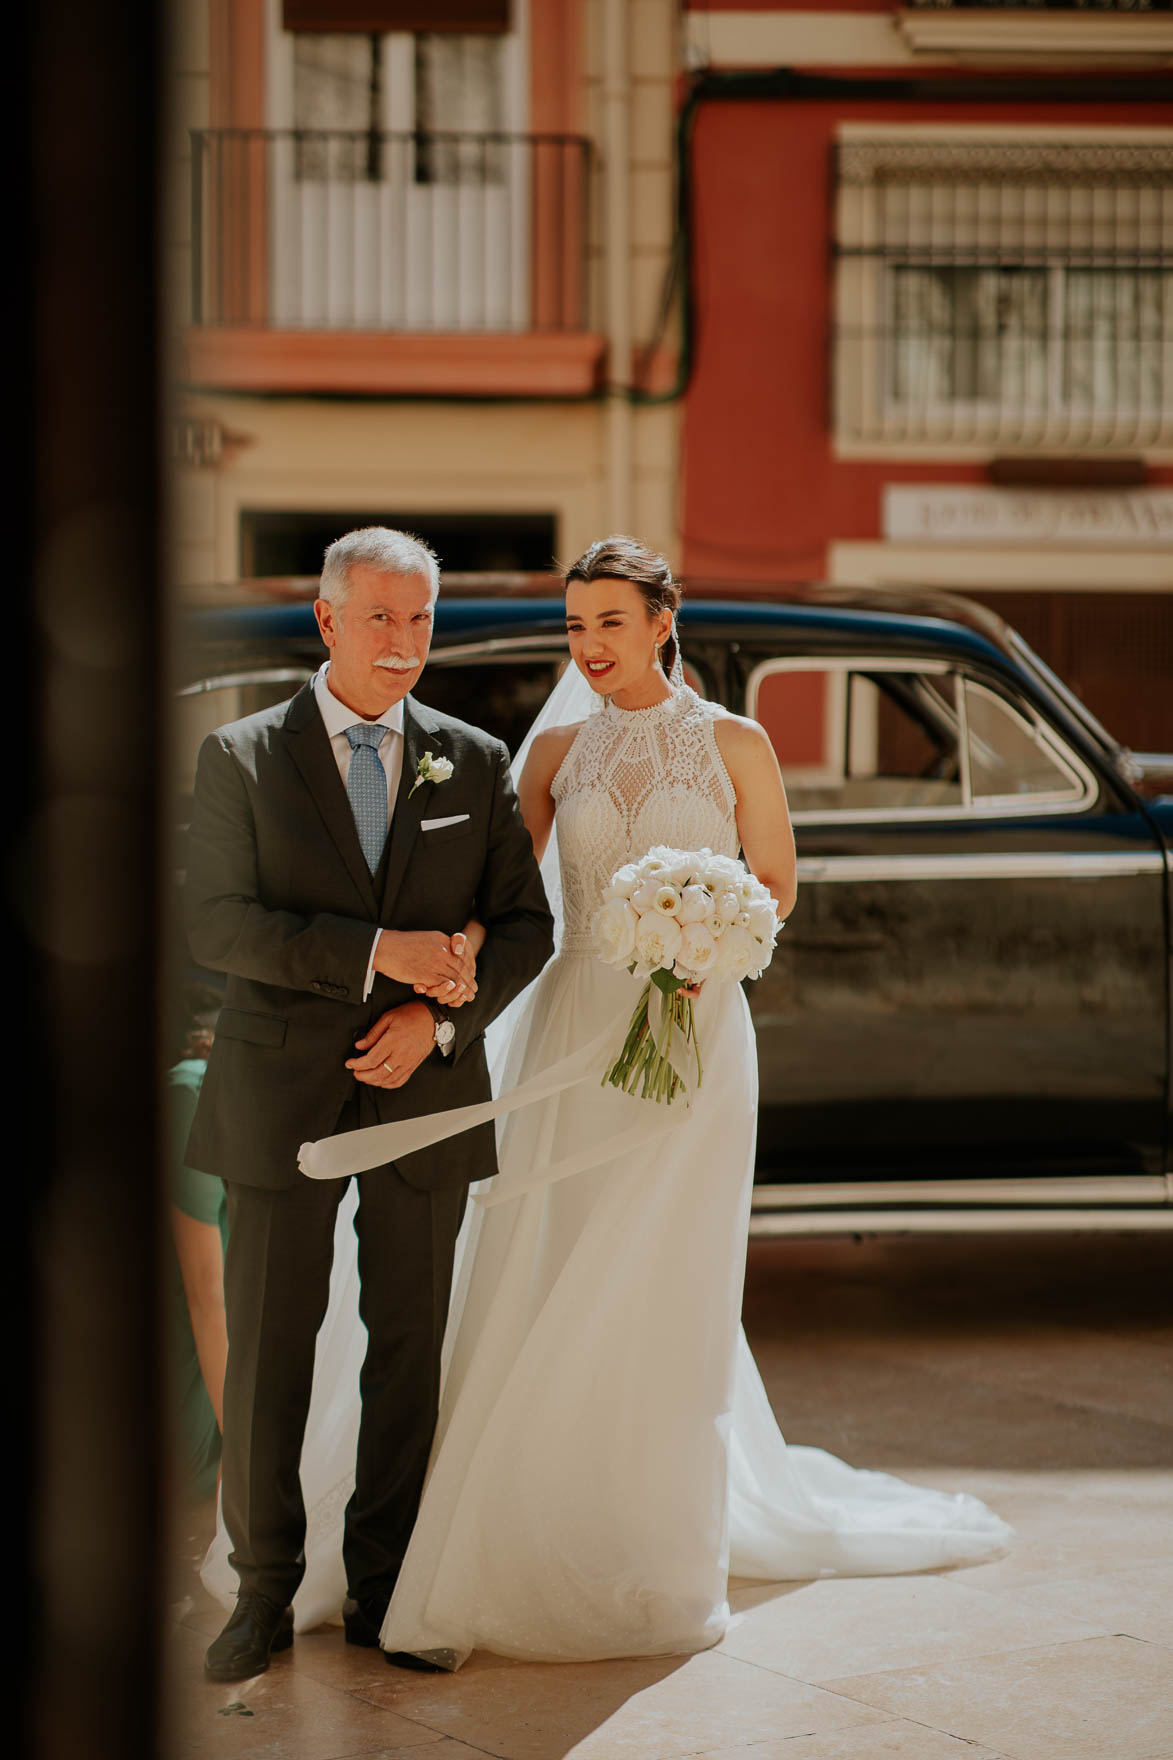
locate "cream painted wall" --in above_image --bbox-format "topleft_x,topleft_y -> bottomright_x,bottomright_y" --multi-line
830,540 -> 1173,593
174,392 -> 680,583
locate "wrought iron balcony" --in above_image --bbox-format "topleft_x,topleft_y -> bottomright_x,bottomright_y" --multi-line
189,128 -> 592,334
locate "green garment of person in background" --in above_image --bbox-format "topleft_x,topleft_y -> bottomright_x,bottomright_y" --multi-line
169,1056 -> 229,1500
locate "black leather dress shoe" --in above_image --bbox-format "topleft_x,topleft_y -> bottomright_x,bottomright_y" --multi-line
342,1596 -> 387,1648
205,1594 -> 294,1682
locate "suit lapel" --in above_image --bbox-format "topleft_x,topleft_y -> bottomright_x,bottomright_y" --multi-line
380,695 -> 440,917
283,682 -> 380,916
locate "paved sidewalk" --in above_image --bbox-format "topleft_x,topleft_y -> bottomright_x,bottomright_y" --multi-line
167,1232 -> 1173,1760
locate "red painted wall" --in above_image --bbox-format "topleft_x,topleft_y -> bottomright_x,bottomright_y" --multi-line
684,2 -> 896,11
681,94 -> 1173,585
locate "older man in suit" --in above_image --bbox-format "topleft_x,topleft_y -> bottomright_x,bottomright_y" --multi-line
185,528 -> 553,1682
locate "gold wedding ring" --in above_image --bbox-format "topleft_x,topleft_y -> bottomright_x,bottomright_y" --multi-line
382,1061 -> 395,1074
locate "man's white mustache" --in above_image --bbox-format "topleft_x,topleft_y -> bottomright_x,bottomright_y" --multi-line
374,656 -> 419,672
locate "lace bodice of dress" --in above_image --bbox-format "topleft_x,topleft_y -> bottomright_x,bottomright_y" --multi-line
551,685 -> 739,956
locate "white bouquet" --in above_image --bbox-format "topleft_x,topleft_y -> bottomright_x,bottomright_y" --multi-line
591,845 -> 781,1105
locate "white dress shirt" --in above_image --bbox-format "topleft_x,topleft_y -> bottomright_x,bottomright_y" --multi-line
313,662 -> 404,1001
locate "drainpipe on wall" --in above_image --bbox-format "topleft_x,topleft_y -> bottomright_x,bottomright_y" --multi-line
603,0 -> 633,533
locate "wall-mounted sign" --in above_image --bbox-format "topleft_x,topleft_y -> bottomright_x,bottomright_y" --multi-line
884,486 -> 1173,548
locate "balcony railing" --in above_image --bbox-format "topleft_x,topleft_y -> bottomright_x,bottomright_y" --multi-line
190,129 -> 591,334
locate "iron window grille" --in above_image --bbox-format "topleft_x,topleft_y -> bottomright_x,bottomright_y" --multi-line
833,137 -> 1173,449
904,2 -> 1172,11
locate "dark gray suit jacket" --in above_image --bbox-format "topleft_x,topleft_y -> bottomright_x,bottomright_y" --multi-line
184,682 -> 554,1191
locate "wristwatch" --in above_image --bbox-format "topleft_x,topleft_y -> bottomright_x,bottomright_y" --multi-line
423,998 -> 456,1056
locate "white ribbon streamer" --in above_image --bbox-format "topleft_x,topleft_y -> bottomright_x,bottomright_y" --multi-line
476,1105 -> 685,1209
298,1024 -> 616,1182
298,1012 -> 691,1207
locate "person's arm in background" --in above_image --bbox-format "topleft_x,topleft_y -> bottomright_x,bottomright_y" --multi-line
170,1210 -> 227,1431
168,1069 -> 228,1431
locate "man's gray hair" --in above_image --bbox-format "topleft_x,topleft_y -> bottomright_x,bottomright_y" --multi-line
320,527 -> 440,607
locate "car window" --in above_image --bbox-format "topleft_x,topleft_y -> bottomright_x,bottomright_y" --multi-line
749,660 -> 963,816
747,657 -> 1094,822
415,655 -> 568,755
964,678 -> 1089,808
419,651 -> 708,756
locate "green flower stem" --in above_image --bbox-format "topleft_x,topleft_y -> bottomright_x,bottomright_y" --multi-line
601,977 -> 705,1107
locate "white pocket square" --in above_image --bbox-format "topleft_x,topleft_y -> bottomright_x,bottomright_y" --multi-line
420,813 -> 470,831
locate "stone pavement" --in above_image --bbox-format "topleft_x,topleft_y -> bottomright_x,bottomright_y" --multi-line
166,1232 -> 1173,1760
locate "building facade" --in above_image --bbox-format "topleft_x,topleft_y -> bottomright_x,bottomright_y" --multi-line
679,0 -> 1173,751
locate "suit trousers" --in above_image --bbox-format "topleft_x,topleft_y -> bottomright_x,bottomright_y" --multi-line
221,1092 -> 467,1611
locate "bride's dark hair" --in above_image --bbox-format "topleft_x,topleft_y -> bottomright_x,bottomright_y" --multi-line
563,535 -> 683,679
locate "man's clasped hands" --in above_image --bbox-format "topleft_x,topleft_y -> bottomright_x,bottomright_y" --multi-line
345,927 -> 481,1091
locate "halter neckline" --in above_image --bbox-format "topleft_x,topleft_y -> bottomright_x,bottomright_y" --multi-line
601,684 -> 693,722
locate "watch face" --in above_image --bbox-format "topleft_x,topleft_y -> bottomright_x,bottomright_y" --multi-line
436,1019 -> 456,1048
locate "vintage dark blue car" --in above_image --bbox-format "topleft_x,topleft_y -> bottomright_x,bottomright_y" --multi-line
176,581 -> 1173,1233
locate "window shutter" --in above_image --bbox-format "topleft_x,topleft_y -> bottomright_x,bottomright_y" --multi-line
283,1 -> 509,31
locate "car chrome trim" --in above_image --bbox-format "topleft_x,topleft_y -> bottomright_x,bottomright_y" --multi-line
795,851 -> 1166,883
748,1209 -> 1173,1238
752,1176 -> 1171,1210
177,667 -> 314,697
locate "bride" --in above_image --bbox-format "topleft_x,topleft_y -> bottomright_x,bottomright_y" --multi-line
203,534 -> 1011,1667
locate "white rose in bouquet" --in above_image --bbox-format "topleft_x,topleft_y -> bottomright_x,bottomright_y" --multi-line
678,921 -> 718,976
592,897 -> 638,964
603,861 -> 642,901
677,883 -> 714,925
634,910 -> 682,970
630,874 -> 664,913
715,924 -> 763,983
652,884 -> 682,917
714,889 -> 741,925
744,898 -> 779,942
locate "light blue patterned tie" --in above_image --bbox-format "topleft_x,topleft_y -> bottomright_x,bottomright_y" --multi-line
345,723 -> 389,874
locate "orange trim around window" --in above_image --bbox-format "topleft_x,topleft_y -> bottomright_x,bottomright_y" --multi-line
207,0 -> 268,324
179,328 -> 606,397
530,0 -> 583,330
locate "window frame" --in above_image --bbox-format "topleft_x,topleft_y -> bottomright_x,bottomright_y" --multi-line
745,653 -> 1098,826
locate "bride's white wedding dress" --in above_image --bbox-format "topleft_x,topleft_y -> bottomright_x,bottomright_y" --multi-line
202,682 -> 1011,1665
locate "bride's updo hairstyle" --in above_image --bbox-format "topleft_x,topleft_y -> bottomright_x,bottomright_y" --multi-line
564,535 -> 683,679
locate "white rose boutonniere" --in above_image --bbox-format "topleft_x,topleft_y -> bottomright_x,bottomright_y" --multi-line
408,750 -> 455,799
